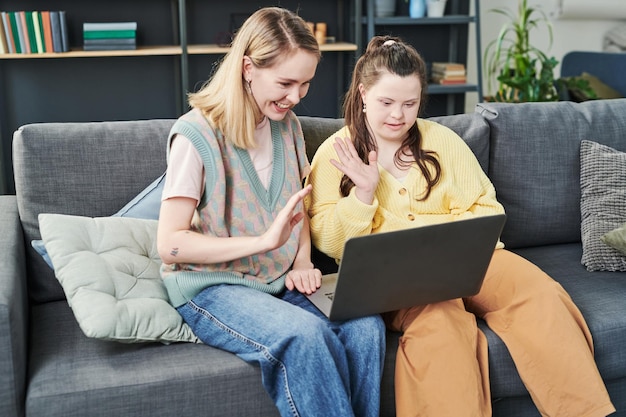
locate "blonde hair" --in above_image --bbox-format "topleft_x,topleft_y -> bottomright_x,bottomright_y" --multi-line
188,7 -> 320,149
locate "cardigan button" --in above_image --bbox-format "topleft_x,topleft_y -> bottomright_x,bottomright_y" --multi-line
399,188 -> 407,195
407,213 -> 415,221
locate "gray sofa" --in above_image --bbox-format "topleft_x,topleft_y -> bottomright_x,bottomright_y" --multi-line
2,99 -> 626,417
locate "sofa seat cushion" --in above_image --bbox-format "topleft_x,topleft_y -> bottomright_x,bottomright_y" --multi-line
26,301 -> 279,417
513,243 -> 626,382
39,213 -> 197,344
28,302 -> 401,417
470,243 -> 626,402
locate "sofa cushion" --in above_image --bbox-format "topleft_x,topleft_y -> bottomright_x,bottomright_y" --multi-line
38,213 -> 198,344
31,171 -> 167,270
299,113 -> 491,174
13,120 -> 174,304
26,301 -> 278,417
513,244 -> 626,382
580,140 -> 626,271
299,116 -> 345,161
429,112 -> 491,174
476,99 -> 626,249
114,171 -> 165,220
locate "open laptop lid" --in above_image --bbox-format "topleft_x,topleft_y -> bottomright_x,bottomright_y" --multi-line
321,214 -> 506,321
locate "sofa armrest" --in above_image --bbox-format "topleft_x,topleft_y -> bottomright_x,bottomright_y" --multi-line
0,195 -> 28,417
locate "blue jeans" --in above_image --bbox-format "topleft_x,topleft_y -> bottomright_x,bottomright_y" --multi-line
177,284 -> 386,417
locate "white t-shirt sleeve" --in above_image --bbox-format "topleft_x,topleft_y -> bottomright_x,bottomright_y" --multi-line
162,134 -> 204,206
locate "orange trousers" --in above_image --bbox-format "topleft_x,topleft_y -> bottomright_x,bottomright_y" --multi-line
384,249 -> 616,417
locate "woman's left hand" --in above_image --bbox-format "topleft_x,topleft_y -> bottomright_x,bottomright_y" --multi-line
286,265 -> 322,294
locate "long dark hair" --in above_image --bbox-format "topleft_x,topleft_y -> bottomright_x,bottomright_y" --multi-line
341,35 -> 441,200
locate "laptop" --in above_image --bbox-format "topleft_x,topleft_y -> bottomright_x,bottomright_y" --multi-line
306,214 -> 506,321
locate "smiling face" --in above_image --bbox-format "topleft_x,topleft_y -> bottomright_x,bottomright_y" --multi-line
360,70 -> 422,146
243,49 -> 318,121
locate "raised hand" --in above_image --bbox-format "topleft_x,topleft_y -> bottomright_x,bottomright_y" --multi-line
259,185 -> 312,252
330,137 -> 379,204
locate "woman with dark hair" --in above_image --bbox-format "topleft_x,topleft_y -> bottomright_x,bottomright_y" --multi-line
306,35 -> 615,417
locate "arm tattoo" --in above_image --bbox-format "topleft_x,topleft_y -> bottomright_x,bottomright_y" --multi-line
170,247 -> 179,257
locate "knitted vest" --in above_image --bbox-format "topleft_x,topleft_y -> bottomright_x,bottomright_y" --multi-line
162,108 -> 310,307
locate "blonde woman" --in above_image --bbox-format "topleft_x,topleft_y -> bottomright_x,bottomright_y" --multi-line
157,8 -> 385,417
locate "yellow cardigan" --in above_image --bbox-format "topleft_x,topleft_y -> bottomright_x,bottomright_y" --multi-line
305,118 -> 505,261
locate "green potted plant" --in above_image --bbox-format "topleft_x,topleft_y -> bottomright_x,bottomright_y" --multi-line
483,0 -> 595,102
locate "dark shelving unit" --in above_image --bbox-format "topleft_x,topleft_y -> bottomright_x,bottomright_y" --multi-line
0,0 -> 357,194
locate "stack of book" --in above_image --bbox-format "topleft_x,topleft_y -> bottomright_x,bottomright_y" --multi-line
0,10 -> 69,54
83,22 -> 137,51
431,62 -> 467,85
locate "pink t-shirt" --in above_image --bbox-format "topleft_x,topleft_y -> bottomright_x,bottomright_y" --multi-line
162,135 -> 204,206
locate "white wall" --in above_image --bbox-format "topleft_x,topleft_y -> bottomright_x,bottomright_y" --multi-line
465,0 -> 625,112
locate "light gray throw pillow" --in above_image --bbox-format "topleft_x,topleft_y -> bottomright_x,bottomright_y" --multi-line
580,140 -> 626,271
39,213 -> 199,344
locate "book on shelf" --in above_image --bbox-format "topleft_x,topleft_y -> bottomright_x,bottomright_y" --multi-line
0,9 -> 69,54
0,14 -> 7,53
17,11 -> 30,53
83,43 -> 136,51
84,38 -> 136,46
433,74 -> 466,80
430,61 -> 466,85
83,30 -> 136,40
432,68 -> 466,77
431,76 -> 467,85
30,11 -> 44,53
25,11 -> 37,52
83,38 -> 136,51
41,11 -> 53,52
83,22 -> 137,32
11,12 -> 22,53
59,11 -> 69,52
83,22 -> 137,39
432,61 -> 465,72
50,11 -> 62,52
82,22 -> 137,51
1,12 -> 15,53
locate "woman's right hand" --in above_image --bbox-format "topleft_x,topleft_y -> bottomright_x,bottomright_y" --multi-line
159,186 -> 312,265
330,137 -> 379,205
259,185 -> 312,252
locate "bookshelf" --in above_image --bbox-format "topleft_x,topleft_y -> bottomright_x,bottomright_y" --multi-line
0,0 -> 357,194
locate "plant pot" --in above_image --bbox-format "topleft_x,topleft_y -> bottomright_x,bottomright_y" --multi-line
426,0 -> 447,17
375,0 -> 396,17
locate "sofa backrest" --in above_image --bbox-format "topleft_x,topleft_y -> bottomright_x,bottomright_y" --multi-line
13,112 -> 491,304
299,113 -> 491,173
13,120 -> 174,304
477,99 -> 626,249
